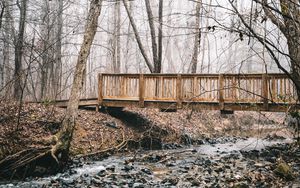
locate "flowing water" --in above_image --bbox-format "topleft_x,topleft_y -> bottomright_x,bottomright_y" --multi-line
1,137 -> 298,188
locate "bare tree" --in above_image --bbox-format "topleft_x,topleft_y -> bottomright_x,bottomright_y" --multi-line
39,0 -> 51,100
2,0 -> 12,96
190,0 -> 202,73
0,1 -> 5,30
158,0 -> 163,72
53,0 -> 103,164
123,0 -> 163,73
14,0 -> 28,100
123,0 -> 154,72
228,0 -> 300,95
53,0 -> 64,99
112,1 -> 121,73
145,0 -> 159,73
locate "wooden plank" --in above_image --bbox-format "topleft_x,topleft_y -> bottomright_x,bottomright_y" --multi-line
193,76 -> 198,100
177,74 -> 182,108
219,74 -> 224,110
160,76 -> 163,98
139,74 -> 145,108
262,74 -> 269,110
232,77 -> 237,100
98,74 -> 103,106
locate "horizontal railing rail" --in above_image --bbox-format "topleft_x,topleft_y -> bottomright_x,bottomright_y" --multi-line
98,73 -> 298,111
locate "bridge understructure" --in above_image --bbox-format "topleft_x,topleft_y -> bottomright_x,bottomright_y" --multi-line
55,73 -> 299,112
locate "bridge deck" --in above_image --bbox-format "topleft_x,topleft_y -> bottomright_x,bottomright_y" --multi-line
56,73 -> 299,112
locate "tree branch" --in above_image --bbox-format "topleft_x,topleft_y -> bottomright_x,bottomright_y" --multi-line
261,0 -> 287,35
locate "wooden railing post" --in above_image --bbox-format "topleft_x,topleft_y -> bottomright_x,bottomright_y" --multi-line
219,74 -> 224,110
139,74 -> 145,108
262,74 -> 269,110
193,76 -> 197,101
177,74 -> 182,109
98,74 -> 103,107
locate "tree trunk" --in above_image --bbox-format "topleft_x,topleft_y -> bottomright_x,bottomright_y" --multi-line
53,0 -> 63,99
124,2 -> 132,73
190,0 -> 201,73
14,0 -> 27,100
39,0 -> 51,100
112,1 -> 121,73
53,0 -> 103,165
3,0 -> 11,97
0,2 -> 5,30
145,0 -> 159,73
158,0 -> 163,73
123,0 -> 154,73
262,0 -> 300,96
280,0 -> 300,97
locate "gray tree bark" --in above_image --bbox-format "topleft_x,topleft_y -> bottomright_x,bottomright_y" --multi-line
3,0 -> 12,96
53,0 -> 64,99
0,2 -> 5,30
158,0 -> 163,73
112,1 -> 121,73
14,0 -> 27,100
39,0 -> 51,100
190,0 -> 201,73
145,0 -> 159,73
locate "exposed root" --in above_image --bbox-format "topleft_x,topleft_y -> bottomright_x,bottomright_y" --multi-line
0,147 -> 52,179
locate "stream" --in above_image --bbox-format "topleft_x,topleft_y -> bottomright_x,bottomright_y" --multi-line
1,137 -> 299,188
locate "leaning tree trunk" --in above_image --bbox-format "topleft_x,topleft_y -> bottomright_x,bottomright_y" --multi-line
53,0 -> 103,165
123,0 -> 154,73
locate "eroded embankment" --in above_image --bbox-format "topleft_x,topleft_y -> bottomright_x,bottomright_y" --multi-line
0,100 -> 296,180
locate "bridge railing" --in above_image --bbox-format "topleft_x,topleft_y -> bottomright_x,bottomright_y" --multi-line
98,73 -> 297,109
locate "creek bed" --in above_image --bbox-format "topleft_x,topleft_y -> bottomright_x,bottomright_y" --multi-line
1,137 -> 299,188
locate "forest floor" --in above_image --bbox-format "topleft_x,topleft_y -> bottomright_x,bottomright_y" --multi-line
1,101 -> 300,187
0,100 -> 293,160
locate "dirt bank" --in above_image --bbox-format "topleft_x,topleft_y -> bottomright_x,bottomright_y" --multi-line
0,100 -> 294,161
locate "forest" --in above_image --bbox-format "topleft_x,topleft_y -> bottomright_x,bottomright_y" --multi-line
0,0 -> 300,187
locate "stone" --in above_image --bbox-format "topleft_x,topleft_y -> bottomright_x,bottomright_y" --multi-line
233,183 -> 249,188
92,177 -> 102,185
166,162 -> 176,167
162,177 -> 179,185
140,137 -> 162,150
133,183 -> 144,188
58,177 -> 75,186
122,164 -> 134,172
106,165 -> 115,172
254,163 -> 265,168
97,169 -> 107,177
141,168 -> 152,175
274,162 -> 294,180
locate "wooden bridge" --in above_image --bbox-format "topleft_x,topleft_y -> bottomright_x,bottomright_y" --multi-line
56,73 -> 299,112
